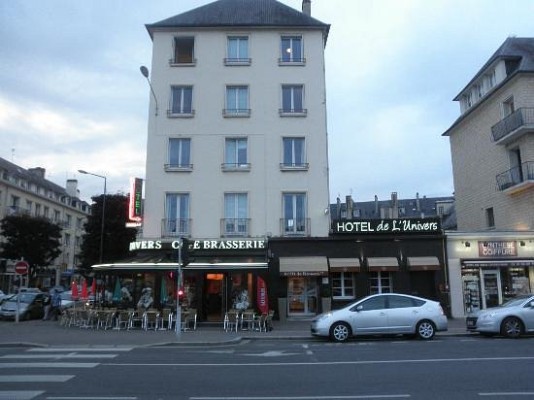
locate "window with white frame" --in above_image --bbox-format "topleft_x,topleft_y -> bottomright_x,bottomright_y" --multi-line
283,192 -> 307,235
502,96 -> 515,117
282,137 -> 306,168
281,85 -> 305,114
280,36 -> 303,63
167,138 -> 191,169
165,193 -> 190,236
225,86 -> 249,115
223,193 -> 248,236
170,86 -> 193,115
224,138 -> 248,169
172,37 -> 195,64
332,272 -> 356,299
369,272 -> 393,294
226,36 -> 250,64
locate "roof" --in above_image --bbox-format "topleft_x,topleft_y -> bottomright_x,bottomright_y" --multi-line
146,0 -> 330,40
443,37 -> 534,136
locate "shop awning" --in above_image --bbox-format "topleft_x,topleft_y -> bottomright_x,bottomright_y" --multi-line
367,257 -> 399,272
407,256 -> 441,271
279,256 -> 328,277
328,258 -> 361,272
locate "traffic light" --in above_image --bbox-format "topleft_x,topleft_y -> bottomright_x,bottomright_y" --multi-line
177,287 -> 185,300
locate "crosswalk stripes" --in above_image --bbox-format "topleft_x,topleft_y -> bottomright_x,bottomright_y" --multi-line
0,347 -> 133,400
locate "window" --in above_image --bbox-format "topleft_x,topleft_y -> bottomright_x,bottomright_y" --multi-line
283,193 -> 307,235
223,193 -> 248,236
172,37 -> 195,64
53,210 -> 61,223
165,193 -> 190,236
354,296 -> 386,311
486,70 -> 496,88
167,138 -> 191,170
281,85 -> 305,115
66,214 -> 72,228
224,138 -> 249,170
169,86 -> 193,116
369,272 -> 392,294
502,96 -> 515,118
280,36 -> 304,63
282,137 -> 307,168
332,272 -> 355,299
388,295 -> 423,309
25,200 -> 32,213
226,36 -> 250,64
65,233 -> 71,247
225,86 -> 250,116
486,207 -> 495,229
43,206 -> 49,219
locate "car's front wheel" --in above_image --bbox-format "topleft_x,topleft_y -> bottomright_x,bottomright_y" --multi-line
501,317 -> 523,338
415,320 -> 436,340
329,321 -> 351,342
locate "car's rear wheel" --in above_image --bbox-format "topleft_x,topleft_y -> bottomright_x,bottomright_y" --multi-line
329,322 -> 351,342
415,320 -> 435,340
500,317 -> 523,338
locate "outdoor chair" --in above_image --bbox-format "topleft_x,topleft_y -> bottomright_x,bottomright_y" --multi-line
224,310 -> 239,332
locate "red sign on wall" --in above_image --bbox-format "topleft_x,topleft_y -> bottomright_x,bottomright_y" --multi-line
15,261 -> 29,275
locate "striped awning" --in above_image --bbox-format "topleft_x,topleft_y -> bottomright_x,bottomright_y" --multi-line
367,257 -> 399,272
407,256 -> 441,271
279,256 -> 328,276
328,258 -> 361,272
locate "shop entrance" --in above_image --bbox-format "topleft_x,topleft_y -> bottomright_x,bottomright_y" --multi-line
203,272 -> 254,322
287,277 -> 318,316
481,269 -> 501,308
204,273 -> 225,322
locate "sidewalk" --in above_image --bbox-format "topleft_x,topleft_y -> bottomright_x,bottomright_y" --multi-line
0,318 -> 470,348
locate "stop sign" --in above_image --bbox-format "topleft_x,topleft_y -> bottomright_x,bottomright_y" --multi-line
15,261 -> 29,275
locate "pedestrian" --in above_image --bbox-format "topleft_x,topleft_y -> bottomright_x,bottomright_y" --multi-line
51,290 -> 62,321
42,290 -> 51,320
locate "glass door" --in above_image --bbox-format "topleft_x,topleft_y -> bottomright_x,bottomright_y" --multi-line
481,270 -> 501,308
287,277 -> 318,315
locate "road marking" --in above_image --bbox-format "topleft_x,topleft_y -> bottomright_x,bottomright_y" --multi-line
46,397 -> 137,400
0,391 -> 44,400
2,354 -> 118,360
242,351 -> 299,357
0,375 -> 74,382
28,347 -> 133,353
479,393 -> 534,397
190,396 -> 410,399
0,362 -> 99,368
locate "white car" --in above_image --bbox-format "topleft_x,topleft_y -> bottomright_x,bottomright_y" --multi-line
311,293 -> 448,342
466,294 -> 534,338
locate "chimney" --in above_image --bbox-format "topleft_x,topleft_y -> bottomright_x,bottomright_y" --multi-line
302,0 -> 311,16
374,195 -> 378,215
345,195 -> 353,218
416,192 -> 421,212
28,167 -> 45,179
391,192 -> 398,218
66,179 -> 80,198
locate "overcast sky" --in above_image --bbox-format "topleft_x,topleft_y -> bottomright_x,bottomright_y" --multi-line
1,0 -> 533,205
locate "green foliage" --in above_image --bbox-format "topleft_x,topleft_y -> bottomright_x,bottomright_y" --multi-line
0,214 -> 62,279
78,194 -> 137,270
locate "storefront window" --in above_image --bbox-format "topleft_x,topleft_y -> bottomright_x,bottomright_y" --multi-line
288,277 -> 318,315
462,269 -> 481,313
332,272 -> 355,299
501,268 -> 530,302
369,272 -> 392,294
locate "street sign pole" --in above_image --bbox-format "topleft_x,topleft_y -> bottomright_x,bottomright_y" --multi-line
14,260 -> 29,324
175,238 -> 182,338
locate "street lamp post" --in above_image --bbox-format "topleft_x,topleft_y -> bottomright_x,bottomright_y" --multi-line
78,170 -> 107,264
140,65 -> 159,116
175,238 -> 183,339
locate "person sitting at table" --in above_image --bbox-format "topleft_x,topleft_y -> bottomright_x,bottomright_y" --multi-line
137,287 -> 154,310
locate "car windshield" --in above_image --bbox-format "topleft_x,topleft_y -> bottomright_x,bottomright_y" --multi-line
13,293 -> 36,304
501,295 -> 532,308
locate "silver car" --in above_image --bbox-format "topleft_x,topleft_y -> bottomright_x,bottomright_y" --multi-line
311,293 -> 448,342
466,294 -> 534,338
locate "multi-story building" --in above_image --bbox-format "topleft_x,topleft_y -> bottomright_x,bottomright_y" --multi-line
0,157 -> 90,293
443,37 -> 534,231
123,0 -> 331,321
442,37 -> 534,317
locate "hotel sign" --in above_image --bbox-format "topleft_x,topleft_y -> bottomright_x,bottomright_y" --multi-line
332,218 -> 441,235
128,177 -> 143,222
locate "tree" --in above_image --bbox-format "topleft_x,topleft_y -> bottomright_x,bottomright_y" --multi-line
0,214 -> 62,284
79,194 -> 137,270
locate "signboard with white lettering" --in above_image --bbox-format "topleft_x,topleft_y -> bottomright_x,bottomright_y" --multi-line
478,241 -> 517,258
129,239 -> 266,252
332,218 -> 442,235
128,177 -> 143,222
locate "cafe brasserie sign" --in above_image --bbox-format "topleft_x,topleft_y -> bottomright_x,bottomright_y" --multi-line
332,218 -> 441,235
129,238 -> 266,252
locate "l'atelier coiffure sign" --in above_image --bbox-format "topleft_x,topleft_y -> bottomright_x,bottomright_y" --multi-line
332,218 -> 442,235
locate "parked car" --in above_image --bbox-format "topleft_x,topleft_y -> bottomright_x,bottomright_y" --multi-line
0,292 -> 46,320
59,290 -> 92,310
466,294 -> 534,338
311,293 -> 448,342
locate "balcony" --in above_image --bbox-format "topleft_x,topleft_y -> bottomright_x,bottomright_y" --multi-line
491,108 -> 534,144
496,161 -> 534,194
222,108 -> 251,118
280,218 -> 310,237
279,162 -> 309,171
220,218 -> 250,237
221,163 -> 251,172
162,218 -> 191,238
278,108 -> 307,117
164,163 -> 193,172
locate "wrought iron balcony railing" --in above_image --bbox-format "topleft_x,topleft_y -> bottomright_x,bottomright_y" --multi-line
162,218 -> 191,237
491,108 -> 534,143
496,161 -> 534,192
220,218 -> 250,237
280,218 -> 310,236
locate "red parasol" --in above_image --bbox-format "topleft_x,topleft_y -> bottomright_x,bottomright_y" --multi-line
71,280 -> 79,300
81,279 -> 88,300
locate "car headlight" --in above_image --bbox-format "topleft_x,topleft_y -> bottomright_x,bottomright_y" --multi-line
316,312 -> 333,322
